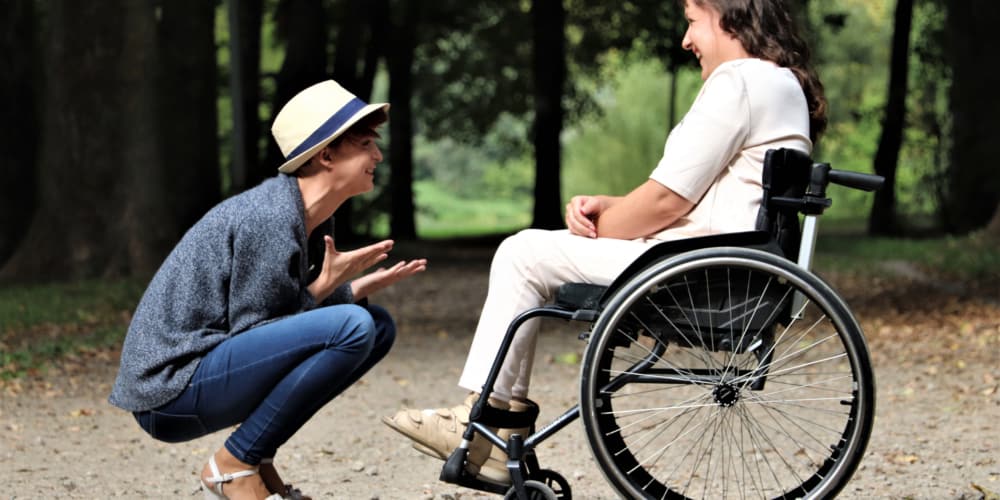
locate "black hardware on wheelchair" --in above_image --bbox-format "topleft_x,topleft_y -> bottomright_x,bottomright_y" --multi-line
440,148 -> 884,499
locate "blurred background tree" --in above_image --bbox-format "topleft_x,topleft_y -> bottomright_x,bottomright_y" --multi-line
1,0 -> 997,285
941,0 -> 1000,235
1,1 -> 217,283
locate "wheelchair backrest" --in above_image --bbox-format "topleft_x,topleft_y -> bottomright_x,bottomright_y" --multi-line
755,148 -> 815,259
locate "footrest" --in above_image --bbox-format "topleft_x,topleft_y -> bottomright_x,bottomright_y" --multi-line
474,399 -> 540,429
555,283 -> 606,310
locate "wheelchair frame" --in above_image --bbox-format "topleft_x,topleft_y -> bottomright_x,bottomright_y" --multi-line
437,148 -> 884,499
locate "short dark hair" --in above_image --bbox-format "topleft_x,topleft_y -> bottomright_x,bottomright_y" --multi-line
335,108 -> 389,144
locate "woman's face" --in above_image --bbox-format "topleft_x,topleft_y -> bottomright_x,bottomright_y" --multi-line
682,1 -> 748,80
330,132 -> 383,196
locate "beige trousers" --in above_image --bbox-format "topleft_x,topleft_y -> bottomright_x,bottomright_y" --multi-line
458,229 -> 661,402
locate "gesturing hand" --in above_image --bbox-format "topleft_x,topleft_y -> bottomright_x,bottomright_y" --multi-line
308,236 -> 393,303
351,258 -> 428,301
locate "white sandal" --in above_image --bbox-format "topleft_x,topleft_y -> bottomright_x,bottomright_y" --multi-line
201,455 -> 283,500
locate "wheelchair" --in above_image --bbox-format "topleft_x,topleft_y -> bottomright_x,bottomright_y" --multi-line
438,148 -> 884,499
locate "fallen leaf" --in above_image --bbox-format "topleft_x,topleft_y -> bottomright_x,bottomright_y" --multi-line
887,453 -> 919,465
555,352 -> 580,365
971,483 -> 1000,500
69,408 -> 95,417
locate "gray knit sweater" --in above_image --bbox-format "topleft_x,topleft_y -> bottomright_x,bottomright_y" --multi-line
109,174 -> 353,412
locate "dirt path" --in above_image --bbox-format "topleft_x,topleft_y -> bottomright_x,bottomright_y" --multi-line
2,242 -> 998,499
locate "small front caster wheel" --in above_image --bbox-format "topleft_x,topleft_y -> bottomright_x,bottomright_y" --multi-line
533,469 -> 571,499
504,479 -> 557,500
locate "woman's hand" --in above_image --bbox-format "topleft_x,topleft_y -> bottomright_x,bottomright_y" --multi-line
351,258 -> 427,301
308,236 -> 393,303
565,195 -> 608,238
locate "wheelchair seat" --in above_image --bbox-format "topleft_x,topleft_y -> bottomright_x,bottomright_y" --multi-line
554,231 -> 781,312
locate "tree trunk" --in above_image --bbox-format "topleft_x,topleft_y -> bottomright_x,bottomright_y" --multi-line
2,2 -> 154,282
0,0 -> 39,269
151,0 -> 220,264
985,205 -> 1000,239
266,0 -> 328,171
387,0 -> 417,240
332,0 -> 364,93
942,1 -> 1000,234
0,1 -> 219,283
359,0 -> 389,101
530,0 -> 566,230
329,0 -> 368,243
233,0 -> 266,191
118,0 -> 168,276
868,0 -> 914,236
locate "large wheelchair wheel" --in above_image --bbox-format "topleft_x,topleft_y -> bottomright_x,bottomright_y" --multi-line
580,247 -> 875,499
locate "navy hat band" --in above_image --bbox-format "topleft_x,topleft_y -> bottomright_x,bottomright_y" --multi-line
286,97 -> 366,160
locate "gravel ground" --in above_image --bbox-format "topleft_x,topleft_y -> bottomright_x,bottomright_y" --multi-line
2,242 -> 998,499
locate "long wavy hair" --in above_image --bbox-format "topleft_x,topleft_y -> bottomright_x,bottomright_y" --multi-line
686,0 -> 827,142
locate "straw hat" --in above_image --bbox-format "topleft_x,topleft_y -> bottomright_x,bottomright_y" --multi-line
271,80 -> 389,173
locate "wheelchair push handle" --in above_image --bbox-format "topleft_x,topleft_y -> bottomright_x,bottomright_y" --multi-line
809,162 -> 885,195
827,169 -> 885,192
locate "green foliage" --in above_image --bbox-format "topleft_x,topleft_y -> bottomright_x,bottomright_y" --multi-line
562,51 -> 702,199
414,113 -> 531,197
413,180 -> 530,238
410,48 -> 703,229
809,0 -> 891,219
411,112 -> 533,238
207,0 -> 961,236
810,0 -> 952,225
899,0 -> 949,222
0,279 -> 144,379
413,2 -> 534,143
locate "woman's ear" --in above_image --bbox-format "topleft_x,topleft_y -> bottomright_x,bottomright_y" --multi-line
316,144 -> 338,167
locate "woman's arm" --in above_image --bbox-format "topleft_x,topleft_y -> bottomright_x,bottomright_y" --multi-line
593,180 -> 694,240
565,194 -> 621,238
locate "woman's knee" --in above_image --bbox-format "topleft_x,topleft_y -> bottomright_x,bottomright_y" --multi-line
323,304 -> 378,354
494,229 -> 552,271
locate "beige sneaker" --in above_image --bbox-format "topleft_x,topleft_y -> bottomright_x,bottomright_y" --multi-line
382,393 -> 508,478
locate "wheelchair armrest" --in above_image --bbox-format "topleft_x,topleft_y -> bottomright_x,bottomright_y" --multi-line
555,282 -> 606,311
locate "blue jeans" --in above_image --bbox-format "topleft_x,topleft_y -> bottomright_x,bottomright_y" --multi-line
133,303 -> 395,464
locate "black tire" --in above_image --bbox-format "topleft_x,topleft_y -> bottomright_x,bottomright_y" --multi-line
580,247 -> 875,499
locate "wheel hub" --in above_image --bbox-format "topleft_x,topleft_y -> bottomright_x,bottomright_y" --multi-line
713,383 -> 740,407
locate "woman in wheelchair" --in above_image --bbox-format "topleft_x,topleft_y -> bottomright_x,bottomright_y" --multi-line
385,0 -> 826,488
